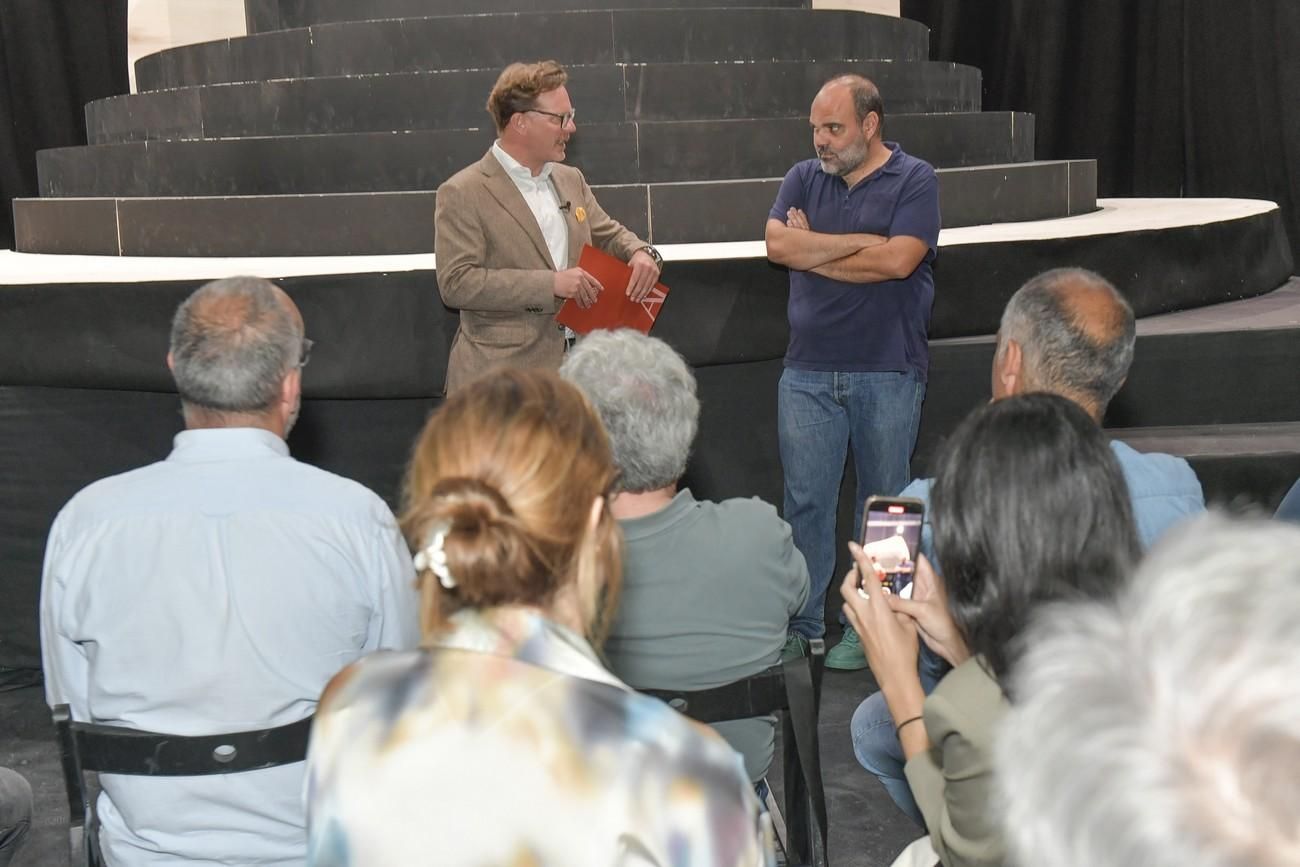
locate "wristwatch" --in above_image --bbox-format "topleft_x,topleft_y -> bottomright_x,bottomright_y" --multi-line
637,244 -> 664,270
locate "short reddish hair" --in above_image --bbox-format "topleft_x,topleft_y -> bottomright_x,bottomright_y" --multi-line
486,60 -> 568,132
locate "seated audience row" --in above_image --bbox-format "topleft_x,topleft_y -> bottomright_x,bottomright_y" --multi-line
306,367 -> 770,865
39,267 -> 1293,867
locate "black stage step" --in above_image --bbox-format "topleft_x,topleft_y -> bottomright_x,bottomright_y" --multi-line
1112,422 -> 1300,511
245,0 -> 808,33
88,60 -> 982,144
15,158 -> 1094,256
3,239 -> 1291,402
37,112 -> 1035,198
134,9 -> 930,91
913,280 -> 1300,471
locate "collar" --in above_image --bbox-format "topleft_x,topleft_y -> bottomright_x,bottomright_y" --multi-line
837,141 -> 905,191
617,488 -> 699,541
167,427 -> 290,464
876,141 -> 906,175
492,140 -> 554,185
434,606 -> 622,688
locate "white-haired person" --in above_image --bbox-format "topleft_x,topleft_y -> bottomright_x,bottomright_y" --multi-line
560,328 -> 810,791
842,393 -> 1140,867
303,368 -> 772,866
996,515 -> 1300,867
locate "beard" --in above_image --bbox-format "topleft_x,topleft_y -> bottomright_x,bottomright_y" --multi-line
817,137 -> 868,177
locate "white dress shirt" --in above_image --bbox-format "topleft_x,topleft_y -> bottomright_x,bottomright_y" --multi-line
492,140 -> 570,270
40,427 -> 420,866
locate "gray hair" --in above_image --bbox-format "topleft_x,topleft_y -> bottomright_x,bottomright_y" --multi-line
996,514 -> 1300,867
998,268 -> 1135,411
169,276 -> 302,413
559,329 -> 699,493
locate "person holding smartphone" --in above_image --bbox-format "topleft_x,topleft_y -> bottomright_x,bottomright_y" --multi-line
841,393 -> 1139,867
850,267 -> 1205,828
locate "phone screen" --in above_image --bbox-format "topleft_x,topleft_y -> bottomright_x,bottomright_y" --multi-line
859,497 -> 924,597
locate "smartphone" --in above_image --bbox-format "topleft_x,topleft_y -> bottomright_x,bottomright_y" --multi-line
858,496 -> 925,598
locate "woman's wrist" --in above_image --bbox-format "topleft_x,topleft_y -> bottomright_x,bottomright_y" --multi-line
881,676 -> 926,727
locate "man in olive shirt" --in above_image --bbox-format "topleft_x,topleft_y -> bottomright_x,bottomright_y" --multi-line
561,329 -> 809,783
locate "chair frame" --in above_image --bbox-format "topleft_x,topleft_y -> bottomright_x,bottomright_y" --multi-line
643,639 -> 828,867
51,705 -> 312,867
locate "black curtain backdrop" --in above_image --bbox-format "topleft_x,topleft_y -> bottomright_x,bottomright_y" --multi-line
902,0 -> 1300,265
0,0 -> 127,249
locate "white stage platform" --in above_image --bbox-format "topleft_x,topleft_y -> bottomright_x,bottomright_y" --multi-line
0,197 -> 1280,283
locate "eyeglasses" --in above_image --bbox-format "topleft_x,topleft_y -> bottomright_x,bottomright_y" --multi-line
298,338 -> 314,368
527,107 -> 577,127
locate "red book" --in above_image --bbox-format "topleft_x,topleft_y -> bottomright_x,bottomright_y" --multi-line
555,245 -> 670,335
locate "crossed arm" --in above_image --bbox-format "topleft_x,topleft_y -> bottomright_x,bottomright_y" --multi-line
765,208 -> 929,283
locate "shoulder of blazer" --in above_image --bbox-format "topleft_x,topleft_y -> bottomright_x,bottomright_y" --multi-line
437,155 -> 493,195
475,148 -> 502,178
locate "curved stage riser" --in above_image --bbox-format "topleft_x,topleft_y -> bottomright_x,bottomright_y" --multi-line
4,207 -> 1290,392
136,10 -> 930,91
90,61 -> 983,144
246,0 -> 808,33
15,159 -> 1096,255
39,113 -> 1036,198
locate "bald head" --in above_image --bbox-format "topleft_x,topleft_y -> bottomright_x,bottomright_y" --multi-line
995,268 -> 1136,418
169,276 -> 305,425
818,74 -> 884,134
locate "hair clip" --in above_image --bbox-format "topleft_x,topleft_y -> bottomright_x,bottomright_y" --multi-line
414,521 -> 456,590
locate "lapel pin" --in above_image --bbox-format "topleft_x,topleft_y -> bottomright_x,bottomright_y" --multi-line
574,206 -> 587,224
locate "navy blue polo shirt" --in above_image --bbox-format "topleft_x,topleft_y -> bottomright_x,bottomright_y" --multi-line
768,143 -> 940,378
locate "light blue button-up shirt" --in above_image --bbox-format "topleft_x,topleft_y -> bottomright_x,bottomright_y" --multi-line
902,439 -> 1206,565
41,427 -> 420,866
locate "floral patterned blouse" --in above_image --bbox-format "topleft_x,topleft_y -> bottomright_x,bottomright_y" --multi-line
305,606 -> 774,866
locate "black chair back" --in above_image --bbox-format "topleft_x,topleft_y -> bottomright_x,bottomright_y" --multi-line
51,705 -> 312,867
643,640 -> 828,867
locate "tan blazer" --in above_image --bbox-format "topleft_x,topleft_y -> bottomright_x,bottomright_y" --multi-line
903,656 -> 1010,867
434,150 -> 646,394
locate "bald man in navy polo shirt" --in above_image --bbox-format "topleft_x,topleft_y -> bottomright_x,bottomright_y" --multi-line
765,75 -> 940,669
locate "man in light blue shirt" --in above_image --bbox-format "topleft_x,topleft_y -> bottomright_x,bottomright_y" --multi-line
848,268 -> 1205,824
40,276 -> 420,865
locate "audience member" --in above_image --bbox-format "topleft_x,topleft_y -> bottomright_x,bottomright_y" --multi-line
0,768 -> 31,867
304,368 -> 771,866
843,393 -> 1140,867
997,515 -> 1300,867
851,267 -> 1205,823
40,276 -> 419,865
560,329 -> 810,786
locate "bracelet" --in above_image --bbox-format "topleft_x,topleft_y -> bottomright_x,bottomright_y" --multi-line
896,715 -> 924,732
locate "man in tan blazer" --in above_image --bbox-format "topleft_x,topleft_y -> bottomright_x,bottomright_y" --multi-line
434,60 -> 662,393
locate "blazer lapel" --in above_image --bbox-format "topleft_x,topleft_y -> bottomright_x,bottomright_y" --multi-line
554,170 -> 587,270
478,151 -> 556,269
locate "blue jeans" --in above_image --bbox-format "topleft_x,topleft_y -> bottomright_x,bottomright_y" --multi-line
850,645 -> 950,826
779,368 -> 925,640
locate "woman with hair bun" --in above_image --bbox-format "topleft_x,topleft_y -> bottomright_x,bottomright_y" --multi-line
304,368 -> 771,867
